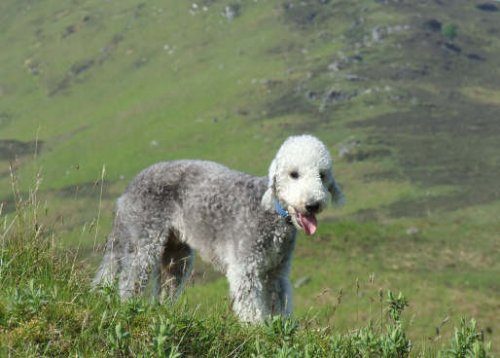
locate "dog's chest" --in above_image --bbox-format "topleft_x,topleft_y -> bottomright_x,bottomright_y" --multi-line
255,217 -> 296,271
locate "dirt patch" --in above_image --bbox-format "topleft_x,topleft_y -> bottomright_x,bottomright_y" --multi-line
0,139 -> 43,160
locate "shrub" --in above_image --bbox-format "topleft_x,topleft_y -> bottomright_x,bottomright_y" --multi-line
442,24 -> 458,40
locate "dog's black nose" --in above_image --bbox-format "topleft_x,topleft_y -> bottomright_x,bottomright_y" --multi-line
305,202 -> 321,214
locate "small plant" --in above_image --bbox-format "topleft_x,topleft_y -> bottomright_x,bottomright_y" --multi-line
387,290 -> 409,323
151,318 -> 176,356
442,23 -> 458,40
108,322 -> 130,354
122,297 -> 146,320
7,279 -> 49,322
264,315 -> 299,343
382,322 -> 412,357
440,318 -> 492,358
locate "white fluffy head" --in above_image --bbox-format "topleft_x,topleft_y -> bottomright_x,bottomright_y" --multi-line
264,134 -> 343,234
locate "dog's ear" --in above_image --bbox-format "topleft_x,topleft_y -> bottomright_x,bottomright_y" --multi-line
267,159 -> 277,188
261,159 -> 277,209
326,171 -> 345,206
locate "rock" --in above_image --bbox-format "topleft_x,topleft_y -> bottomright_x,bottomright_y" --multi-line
24,58 -> 40,75
372,26 -> 384,41
222,4 -> 240,21
163,44 -> 175,55
338,139 -> 361,159
328,61 -> 342,72
327,54 -> 362,73
344,73 -> 364,81
406,227 -> 419,235
386,24 -> 409,34
338,145 -> 351,158
319,89 -> 351,111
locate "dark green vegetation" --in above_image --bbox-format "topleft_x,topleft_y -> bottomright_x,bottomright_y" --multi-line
1,0 -> 499,355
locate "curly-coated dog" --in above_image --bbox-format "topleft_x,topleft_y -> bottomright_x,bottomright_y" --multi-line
93,134 -> 343,322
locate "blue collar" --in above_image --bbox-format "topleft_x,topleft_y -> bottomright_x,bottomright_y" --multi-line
274,199 -> 289,218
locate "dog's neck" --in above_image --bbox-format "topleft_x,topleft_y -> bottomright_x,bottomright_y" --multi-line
274,199 -> 289,218
261,188 -> 291,221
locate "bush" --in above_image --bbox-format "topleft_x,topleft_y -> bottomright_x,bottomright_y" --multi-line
442,24 -> 458,40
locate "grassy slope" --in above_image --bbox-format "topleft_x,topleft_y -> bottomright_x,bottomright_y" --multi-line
1,0 -> 499,354
0,193 -> 490,356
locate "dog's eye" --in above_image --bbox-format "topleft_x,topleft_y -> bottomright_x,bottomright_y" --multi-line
320,171 -> 326,181
289,171 -> 299,179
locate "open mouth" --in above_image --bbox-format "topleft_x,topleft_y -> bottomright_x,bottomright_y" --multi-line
296,212 -> 317,236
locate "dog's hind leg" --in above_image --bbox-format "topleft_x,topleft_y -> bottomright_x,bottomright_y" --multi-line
118,236 -> 163,299
93,213 -> 129,288
154,230 -> 194,302
93,236 -> 119,287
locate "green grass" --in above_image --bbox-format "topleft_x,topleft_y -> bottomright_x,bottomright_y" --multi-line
1,0 -> 500,355
0,187 -> 492,356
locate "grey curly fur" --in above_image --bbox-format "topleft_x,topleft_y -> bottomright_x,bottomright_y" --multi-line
93,135 -> 343,323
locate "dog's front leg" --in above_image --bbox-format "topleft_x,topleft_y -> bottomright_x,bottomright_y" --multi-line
226,266 -> 269,323
266,275 -> 293,317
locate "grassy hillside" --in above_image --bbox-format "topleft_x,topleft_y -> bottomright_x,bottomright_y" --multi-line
1,0 -> 499,354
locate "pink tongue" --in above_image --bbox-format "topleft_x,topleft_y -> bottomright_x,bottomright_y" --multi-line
298,213 -> 317,236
